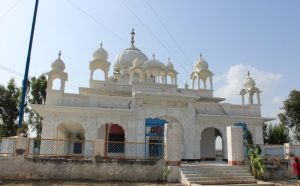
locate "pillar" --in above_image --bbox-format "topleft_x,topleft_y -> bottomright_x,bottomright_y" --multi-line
191,79 -> 194,89
227,126 -> 244,165
164,123 -> 182,182
241,95 -> 245,105
209,76 -> 213,90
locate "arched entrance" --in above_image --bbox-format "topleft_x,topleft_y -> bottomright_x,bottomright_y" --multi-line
55,122 -> 85,155
108,124 -> 125,153
145,118 -> 167,158
200,127 -> 223,161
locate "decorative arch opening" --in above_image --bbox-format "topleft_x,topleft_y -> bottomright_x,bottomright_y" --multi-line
52,78 -> 61,90
108,124 -> 125,153
145,118 -> 167,158
92,69 -> 105,81
200,127 -> 223,161
55,122 -> 85,155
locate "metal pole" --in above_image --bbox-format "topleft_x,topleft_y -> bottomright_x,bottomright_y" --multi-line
18,0 -> 39,128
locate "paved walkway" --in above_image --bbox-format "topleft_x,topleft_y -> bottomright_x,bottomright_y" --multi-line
0,180 -> 184,186
270,180 -> 297,186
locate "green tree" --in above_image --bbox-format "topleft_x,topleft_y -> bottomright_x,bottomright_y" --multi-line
0,79 -> 20,137
27,74 -> 47,138
29,74 -> 47,104
265,123 -> 289,144
279,90 -> 300,142
248,145 -> 265,180
263,122 -> 268,144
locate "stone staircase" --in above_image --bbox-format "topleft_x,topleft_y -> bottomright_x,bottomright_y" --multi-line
179,163 -> 275,186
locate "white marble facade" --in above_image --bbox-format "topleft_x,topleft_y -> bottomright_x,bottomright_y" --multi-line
33,30 -> 270,161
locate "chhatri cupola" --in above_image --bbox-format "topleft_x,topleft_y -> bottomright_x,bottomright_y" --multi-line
89,43 -> 111,81
47,51 -> 68,92
240,71 -> 261,105
190,54 -> 213,90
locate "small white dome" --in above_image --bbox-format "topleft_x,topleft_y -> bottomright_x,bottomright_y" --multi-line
92,43 -> 108,61
51,51 -> 65,72
133,57 -> 143,67
243,71 -> 256,90
143,53 -> 165,69
165,57 -> 174,69
194,54 -> 208,71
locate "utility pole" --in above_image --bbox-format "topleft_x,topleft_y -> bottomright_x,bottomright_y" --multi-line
18,0 -> 39,129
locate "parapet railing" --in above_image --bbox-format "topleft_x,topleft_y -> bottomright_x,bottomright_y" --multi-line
0,137 -> 165,160
0,137 -> 16,155
27,138 -> 95,157
104,141 -> 165,160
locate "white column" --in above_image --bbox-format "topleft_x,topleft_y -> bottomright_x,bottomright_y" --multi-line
227,126 -> 244,165
192,79 -> 194,89
209,76 -> 213,90
241,95 -> 245,105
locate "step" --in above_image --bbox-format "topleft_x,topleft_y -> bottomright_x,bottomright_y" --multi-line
187,176 -> 255,181
183,172 -> 252,177
190,179 -> 257,185
191,183 -> 275,186
181,169 -> 250,174
181,166 -> 249,170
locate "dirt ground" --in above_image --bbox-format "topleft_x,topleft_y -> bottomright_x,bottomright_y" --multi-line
0,180 -> 298,186
0,180 -> 184,186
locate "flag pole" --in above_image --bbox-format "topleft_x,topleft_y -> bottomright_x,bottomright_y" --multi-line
18,0 -> 39,129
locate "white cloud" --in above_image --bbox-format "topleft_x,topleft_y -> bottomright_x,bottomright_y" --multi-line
214,64 -> 282,104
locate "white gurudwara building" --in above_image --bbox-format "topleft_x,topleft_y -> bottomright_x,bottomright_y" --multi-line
33,30 -> 269,165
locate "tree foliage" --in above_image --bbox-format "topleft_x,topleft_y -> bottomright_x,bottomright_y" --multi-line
263,122 -> 268,144
279,90 -> 300,142
27,74 -> 47,138
0,79 -> 20,137
0,75 -> 47,137
248,145 -> 265,180
265,123 -> 289,144
29,74 -> 47,104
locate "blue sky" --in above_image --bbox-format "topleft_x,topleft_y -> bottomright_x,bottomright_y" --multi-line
0,0 -> 300,120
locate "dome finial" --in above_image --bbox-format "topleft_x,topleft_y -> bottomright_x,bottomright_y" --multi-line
168,57 -> 171,62
131,28 -> 135,48
200,53 -> 202,58
58,50 -> 62,59
153,53 -> 155,60
247,70 -> 250,77
100,42 -> 103,48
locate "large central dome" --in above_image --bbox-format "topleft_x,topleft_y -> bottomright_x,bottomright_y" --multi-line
114,29 -> 148,70
115,48 -> 148,69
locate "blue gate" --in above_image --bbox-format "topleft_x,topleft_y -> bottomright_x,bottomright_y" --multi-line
145,118 -> 167,158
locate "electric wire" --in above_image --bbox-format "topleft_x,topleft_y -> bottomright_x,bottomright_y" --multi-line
119,0 -> 191,74
0,0 -> 23,22
0,64 -> 24,77
65,0 -> 128,45
144,1 -> 194,67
